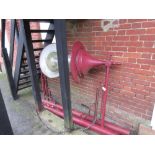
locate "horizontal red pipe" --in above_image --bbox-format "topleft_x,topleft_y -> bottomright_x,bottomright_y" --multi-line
42,100 -> 130,135
43,104 -> 119,135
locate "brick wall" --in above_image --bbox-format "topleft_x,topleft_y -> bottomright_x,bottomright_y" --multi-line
29,21 -> 42,57
48,19 -> 155,133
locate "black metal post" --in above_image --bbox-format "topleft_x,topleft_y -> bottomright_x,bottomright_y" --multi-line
0,89 -> 13,135
1,19 -> 17,99
14,26 -> 24,93
54,19 -> 73,130
1,19 -> 6,49
20,20 -> 43,111
44,20 -> 55,47
2,48 -> 18,99
9,19 -> 16,65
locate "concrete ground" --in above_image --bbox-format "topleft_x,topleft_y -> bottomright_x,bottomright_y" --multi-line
0,73 -> 89,135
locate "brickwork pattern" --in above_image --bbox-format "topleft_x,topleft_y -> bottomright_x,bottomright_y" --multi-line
49,19 -> 155,132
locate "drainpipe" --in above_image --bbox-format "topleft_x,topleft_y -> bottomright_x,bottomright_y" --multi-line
151,104 -> 155,130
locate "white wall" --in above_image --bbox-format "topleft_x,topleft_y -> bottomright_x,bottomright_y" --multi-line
151,104 -> 155,130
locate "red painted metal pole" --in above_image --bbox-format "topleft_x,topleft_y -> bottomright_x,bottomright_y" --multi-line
101,65 -> 110,127
42,100 -> 130,135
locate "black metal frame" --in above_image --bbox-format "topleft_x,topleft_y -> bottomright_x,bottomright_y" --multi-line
1,19 -> 17,99
0,89 -> 13,135
9,19 -> 19,66
1,19 -> 42,110
21,19 -> 43,111
54,19 -> 73,130
14,26 -> 24,93
1,19 -> 73,130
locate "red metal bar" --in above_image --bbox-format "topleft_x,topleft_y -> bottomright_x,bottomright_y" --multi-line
43,103 -> 119,135
42,100 -> 130,135
101,66 -> 110,127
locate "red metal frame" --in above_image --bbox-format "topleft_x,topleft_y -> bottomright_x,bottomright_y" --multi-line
40,41 -> 130,135
40,62 -> 130,135
42,100 -> 129,135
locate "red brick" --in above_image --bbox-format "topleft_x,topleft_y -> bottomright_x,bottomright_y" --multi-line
128,58 -> 136,63
112,47 -> 127,51
115,42 -> 125,46
145,86 -> 155,92
123,86 -> 131,91
137,58 -> 155,65
141,53 -> 151,59
92,36 -> 105,42
143,42 -> 154,47
128,47 -> 137,52
141,64 -> 150,70
151,82 -> 155,87
137,47 -> 155,53
128,19 -> 147,23
133,97 -> 150,106
132,88 -> 150,96
105,46 -> 111,51
120,90 -> 135,97
140,35 -> 155,41
126,29 -> 146,35
94,21 -> 100,26
122,68 -> 134,73
147,76 -> 155,83
117,30 -> 126,35
135,94 -> 145,100
112,52 -> 123,56
124,53 -> 141,58
135,84 -> 145,90
134,69 -> 154,76
132,107 -> 146,115
112,57 -> 128,63
124,63 -> 140,69
106,36 -> 113,41
119,19 -> 128,24
82,27 -> 92,32
96,31 -> 117,36
150,65 -> 155,71
102,41 -> 116,46
132,23 -> 142,28
113,36 -> 129,41
132,79 -> 150,86
95,41 -> 103,47
92,26 -> 102,31
119,23 -> 132,29
130,36 -> 139,41
150,92 -> 155,97
146,28 -> 155,34
112,88 -> 121,93
152,54 -> 155,59
125,41 -> 143,47
142,21 -> 155,28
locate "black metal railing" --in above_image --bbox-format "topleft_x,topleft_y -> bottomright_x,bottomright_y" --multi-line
1,19 -> 73,130
1,19 -> 17,99
1,19 -> 54,109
